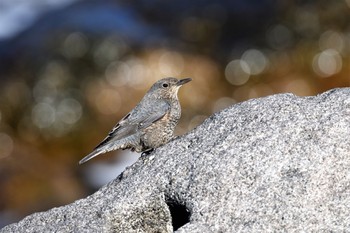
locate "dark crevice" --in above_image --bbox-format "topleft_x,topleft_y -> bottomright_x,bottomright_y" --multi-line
165,197 -> 191,231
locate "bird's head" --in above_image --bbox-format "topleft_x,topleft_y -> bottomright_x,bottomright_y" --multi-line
149,77 -> 192,99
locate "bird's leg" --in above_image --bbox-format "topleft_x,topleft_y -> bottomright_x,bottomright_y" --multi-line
141,148 -> 154,157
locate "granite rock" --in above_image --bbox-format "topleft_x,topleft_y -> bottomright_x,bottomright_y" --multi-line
2,88 -> 350,232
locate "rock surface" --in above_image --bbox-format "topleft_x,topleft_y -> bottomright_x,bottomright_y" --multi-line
2,88 -> 350,232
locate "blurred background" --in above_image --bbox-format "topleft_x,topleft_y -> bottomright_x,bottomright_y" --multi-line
0,0 -> 349,228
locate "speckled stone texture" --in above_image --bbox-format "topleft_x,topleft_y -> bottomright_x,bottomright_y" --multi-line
2,88 -> 350,232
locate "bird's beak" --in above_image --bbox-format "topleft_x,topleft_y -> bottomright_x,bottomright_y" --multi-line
177,78 -> 192,86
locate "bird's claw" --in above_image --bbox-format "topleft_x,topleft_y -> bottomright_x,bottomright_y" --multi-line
141,148 -> 154,157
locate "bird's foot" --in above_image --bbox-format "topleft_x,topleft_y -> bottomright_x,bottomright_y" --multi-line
141,148 -> 154,157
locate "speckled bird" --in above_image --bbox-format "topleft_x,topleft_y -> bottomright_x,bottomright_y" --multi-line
79,77 -> 192,164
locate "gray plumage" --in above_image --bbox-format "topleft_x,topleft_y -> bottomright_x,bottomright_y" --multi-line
79,77 -> 192,164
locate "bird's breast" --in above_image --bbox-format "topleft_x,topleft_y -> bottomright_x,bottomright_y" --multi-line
140,110 -> 179,149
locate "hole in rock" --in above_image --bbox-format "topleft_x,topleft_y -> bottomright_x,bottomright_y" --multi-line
165,198 -> 191,231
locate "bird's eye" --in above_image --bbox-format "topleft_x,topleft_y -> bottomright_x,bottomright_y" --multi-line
162,83 -> 169,88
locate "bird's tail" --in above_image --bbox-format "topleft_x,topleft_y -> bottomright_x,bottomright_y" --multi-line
78,136 -> 136,164
78,148 -> 106,164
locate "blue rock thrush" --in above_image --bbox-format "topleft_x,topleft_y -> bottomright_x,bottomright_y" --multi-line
79,77 -> 192,164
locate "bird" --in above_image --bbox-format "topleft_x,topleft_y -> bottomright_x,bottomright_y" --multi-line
79,77 -> 192,164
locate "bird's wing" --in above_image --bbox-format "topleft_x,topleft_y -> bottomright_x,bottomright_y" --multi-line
93,99 -> 170,150
79,100 -> 170,164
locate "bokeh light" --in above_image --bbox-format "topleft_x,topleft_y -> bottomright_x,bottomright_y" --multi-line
105,61 -> 131,87
225,59 -> 250,86
319,30 -> 345,52
93,36 -> 129,68
312,49 -> 342,77
126,58 -> 152,89
31,103 -> 56,129
241,49 -> 269,75
62,32 -> 89,58
57,98 -> 82,125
